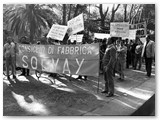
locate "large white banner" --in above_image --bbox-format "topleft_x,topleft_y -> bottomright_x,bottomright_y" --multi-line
69,34 -> 84,42
130,22 -> 146,38
110,22 -> 129,37
94,33 -> 110,39
67,14 -> 84,36
47,24 -> 68,41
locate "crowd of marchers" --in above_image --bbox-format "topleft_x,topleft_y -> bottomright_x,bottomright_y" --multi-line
3,34 -> 155,98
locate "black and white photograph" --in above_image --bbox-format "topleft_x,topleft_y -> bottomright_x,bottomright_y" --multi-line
2,2 -> 156,116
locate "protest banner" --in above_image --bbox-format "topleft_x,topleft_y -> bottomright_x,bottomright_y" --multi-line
16,43 -> 99,76
129,22 -> 146,38
67,13 -> 84,35
94,33 -> 110,39
69,34 -> 84,43
110,22 -> 129,37
122,29 -> 137,40
47,24 -> 68,41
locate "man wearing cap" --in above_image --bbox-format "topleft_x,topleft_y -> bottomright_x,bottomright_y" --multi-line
141,35 -> 155,77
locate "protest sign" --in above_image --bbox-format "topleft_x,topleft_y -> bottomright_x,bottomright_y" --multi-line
122,29 -> 137,40
94,33 -> 110,39
129,29 -> 137,39
130,22 -> 146,38
69,34 -> 84,43
67,13 -> 84,35
110,22 -> 129,37
16,43 -> 99,76
47,24 -> 68,41
140,37 -> 146,44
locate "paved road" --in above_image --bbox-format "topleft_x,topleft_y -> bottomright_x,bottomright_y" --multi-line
3,65 -> 155,116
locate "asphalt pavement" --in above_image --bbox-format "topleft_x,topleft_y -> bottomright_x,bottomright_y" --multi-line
3,64 -> 155,116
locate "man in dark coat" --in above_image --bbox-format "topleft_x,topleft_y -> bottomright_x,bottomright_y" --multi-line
141,35 -> 155,77
101,37 -> 116,97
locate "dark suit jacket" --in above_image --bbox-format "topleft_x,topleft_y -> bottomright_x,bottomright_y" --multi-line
103,44 -> 116,70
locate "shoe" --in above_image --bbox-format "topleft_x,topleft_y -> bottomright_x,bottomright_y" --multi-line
106,93 -> 114,97
120,78 -> 124,81
19,73 -> 25,76
7,76 -> 11,80
13,75 -> 17,79
76,76 -> 82,79
9,80 -> 15,85
101,90 -> 108,94
84,76 -> 87,81
118,78 -> 124,81
147,75 -> 151,77
26,74 -> 30,76
146,74 -> 151,77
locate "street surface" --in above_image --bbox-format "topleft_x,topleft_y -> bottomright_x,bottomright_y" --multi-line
3,64 -> 155,116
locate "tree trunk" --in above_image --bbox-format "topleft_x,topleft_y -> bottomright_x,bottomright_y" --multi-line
129,4 -> 134,23
99,4 -> 109,28
74,4 -> 80,17
123,4 -> 127,22
101,18 -> 105,27
110,4 -> 120,22
62,4 -> 66,25
30,24 -> 34,44
68,4 -> 72,21
130,5 -> 141,24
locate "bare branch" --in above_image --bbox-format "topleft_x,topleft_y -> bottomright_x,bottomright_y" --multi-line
99,4 -> 104,18
95,5 -> 100,9
114,4 -> 120,12
129,4 -> 134,23
131,4 -> 141,24
104,7 -> 109,18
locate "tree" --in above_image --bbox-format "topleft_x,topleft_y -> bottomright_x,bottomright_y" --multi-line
98,4 -> 109,28
130,4 -> 142,24
62,4 -> 67,25
141,4 -> 155,25
4,4 -> 56,43
123,4 -> 127,22
68,4 -> 72,21
110,4 -> 120,22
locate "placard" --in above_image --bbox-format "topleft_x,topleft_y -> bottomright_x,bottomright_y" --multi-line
47,24 -> 68,41
130,22 -> 146,38
67,14 -> 84,35
110,22 -> 129,37
94,33 -> 110,39
69,34 -> 84,43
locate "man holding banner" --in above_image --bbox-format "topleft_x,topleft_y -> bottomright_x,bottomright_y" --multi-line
102,37 -> 116,97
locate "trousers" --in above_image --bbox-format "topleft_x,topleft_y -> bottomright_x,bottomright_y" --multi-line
5,56 -> 16,78
145,57 -> 152,77
104,67 -> 114,94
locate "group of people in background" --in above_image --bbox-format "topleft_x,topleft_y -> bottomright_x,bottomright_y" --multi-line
100,34 -> 155,97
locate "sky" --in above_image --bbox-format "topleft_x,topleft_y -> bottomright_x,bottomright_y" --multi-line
88,4 -> 131,16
